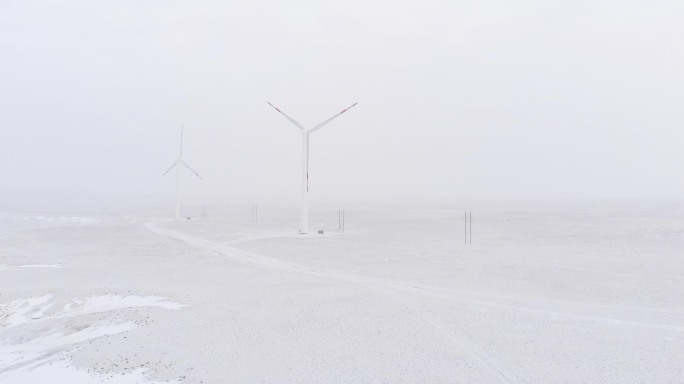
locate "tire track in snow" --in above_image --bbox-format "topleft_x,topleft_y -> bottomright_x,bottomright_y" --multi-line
162,221 -> 684,317
387,284 -> 684,332
146,221 -> 524,383
376,286 -> 523,384
145,221 -> 684,333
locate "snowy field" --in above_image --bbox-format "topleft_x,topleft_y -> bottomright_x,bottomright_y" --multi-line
1,200 -> 683,383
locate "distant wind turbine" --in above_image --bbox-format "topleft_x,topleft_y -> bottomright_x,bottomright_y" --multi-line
162,125 -> 203,219
268,102 -> 358,234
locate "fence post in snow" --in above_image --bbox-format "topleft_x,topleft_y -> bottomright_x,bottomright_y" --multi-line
338,209 -> 345,233
464,211 -> 472,244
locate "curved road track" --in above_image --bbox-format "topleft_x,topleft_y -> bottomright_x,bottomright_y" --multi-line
145,220 -> 684,384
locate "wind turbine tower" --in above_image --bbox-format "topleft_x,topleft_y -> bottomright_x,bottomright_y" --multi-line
268,102 -> 357,234
163,125 -> 204,219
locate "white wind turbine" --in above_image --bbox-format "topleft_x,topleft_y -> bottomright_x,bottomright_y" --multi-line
268,102 -> 358,234
162,126 -> 203,219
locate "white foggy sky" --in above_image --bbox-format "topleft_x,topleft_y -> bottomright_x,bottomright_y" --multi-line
1,0 -> 683,208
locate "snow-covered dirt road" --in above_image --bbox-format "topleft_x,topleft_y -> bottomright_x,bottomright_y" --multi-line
1,203 -> 683,383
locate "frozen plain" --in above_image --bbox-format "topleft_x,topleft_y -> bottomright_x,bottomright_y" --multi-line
1,200 -> 683,383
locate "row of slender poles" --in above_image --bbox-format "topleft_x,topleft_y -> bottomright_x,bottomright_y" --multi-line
246,207 -> 471,244
249,206 -> 345,233
200,206 -> 474,244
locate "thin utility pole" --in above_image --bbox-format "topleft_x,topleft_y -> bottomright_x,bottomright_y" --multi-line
252,205 -> 258,224
339,209 -> 345,233
464,211 -> 472,244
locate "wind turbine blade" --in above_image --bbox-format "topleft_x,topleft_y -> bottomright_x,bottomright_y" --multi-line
180,160 -> 204,180
267,102 -> 306,132
309,103 -> 358,133
162,161 -> 178,176
179,125 -> 184,158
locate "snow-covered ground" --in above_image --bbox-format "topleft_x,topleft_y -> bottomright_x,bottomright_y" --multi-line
1,201 -> 683,383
